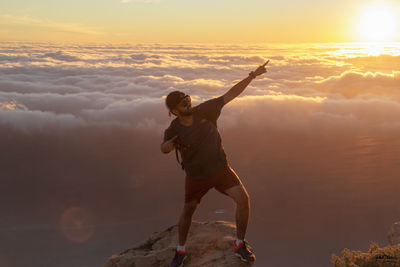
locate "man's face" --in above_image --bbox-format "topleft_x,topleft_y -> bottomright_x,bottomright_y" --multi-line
173,95 -> 193,116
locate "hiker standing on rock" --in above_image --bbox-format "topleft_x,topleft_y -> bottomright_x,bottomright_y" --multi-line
161,60 -> 269,267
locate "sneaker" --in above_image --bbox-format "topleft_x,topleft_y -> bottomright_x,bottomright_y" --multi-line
234,240 -> 256,262
170,249 -> 187,267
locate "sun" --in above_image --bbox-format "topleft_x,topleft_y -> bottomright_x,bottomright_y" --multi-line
356,3 -> 399,42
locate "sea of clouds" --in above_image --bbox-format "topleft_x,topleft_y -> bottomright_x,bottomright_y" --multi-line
1,42 -> 400,135
1,42 -> 400,267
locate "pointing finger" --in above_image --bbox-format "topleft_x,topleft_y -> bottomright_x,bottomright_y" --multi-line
262,60 -> 270,67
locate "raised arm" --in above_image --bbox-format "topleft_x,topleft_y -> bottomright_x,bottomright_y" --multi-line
222,60 -> 269,105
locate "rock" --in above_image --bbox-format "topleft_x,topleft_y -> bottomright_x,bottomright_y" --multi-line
103,220 -> 255,267
387,221 -> 400,246
331,242 -> 400,267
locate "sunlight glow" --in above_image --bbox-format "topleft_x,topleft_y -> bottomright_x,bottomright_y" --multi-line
356,4 -> 399,42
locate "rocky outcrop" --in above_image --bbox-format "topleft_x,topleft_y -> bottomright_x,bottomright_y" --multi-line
103,220 -> 254,267
331,242 -> 400,267
331,221 -> 400,267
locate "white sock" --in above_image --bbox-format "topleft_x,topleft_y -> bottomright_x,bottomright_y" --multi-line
177,245 -> 186,252
235,239 -> 244,246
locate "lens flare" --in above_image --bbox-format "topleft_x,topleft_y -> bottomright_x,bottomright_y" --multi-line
59,206 -> 95,243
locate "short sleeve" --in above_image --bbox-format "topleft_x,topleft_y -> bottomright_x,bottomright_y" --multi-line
163,125 -> 176,143
196,96 -> 225,123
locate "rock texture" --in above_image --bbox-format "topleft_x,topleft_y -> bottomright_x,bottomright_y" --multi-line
103,220 -> 255,267
331,242 -> 400,267
331,221 -> 400,266
387,221 -> 400,246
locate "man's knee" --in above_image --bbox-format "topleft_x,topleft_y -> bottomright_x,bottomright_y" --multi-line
233,188 -> 249,207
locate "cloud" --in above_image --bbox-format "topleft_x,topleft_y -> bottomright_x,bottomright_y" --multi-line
312,70 -> 400,99
0,99 -> 26,110
1,42 -> 400,133
42,51 -> 82,62
2,42 -> 400,202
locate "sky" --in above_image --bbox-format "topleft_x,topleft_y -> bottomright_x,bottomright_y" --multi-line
1,0 -> 400,43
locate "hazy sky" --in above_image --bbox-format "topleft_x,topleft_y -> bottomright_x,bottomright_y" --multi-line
1,0 -> 400,43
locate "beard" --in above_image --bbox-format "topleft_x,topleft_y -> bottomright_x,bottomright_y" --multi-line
179,106 -> 193,116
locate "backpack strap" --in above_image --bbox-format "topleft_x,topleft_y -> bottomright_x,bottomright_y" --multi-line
175,147 -> 185,170
170,119 -> 185,170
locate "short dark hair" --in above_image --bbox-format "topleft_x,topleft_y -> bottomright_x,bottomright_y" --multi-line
165,90 -> 186,111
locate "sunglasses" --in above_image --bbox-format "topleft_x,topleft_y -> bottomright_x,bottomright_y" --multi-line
179,95 -> 191,108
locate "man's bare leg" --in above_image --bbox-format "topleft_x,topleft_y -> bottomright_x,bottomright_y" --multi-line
178,199 -> 198,245
224,184 -> 250,240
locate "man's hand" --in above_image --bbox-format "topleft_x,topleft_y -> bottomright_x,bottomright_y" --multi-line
252,60 -> 269,77
222,60 -> 270,105
161,135 -> 178,153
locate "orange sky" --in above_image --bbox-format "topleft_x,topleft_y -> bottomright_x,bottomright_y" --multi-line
1,0 -> 399,43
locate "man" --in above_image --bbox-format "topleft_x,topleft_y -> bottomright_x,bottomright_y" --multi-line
161,61 -> 268,267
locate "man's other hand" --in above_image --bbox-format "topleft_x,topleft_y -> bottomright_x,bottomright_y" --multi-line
161,135 -> 179,153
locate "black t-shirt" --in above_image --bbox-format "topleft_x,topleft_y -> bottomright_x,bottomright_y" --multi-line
163,96 -> 228,179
